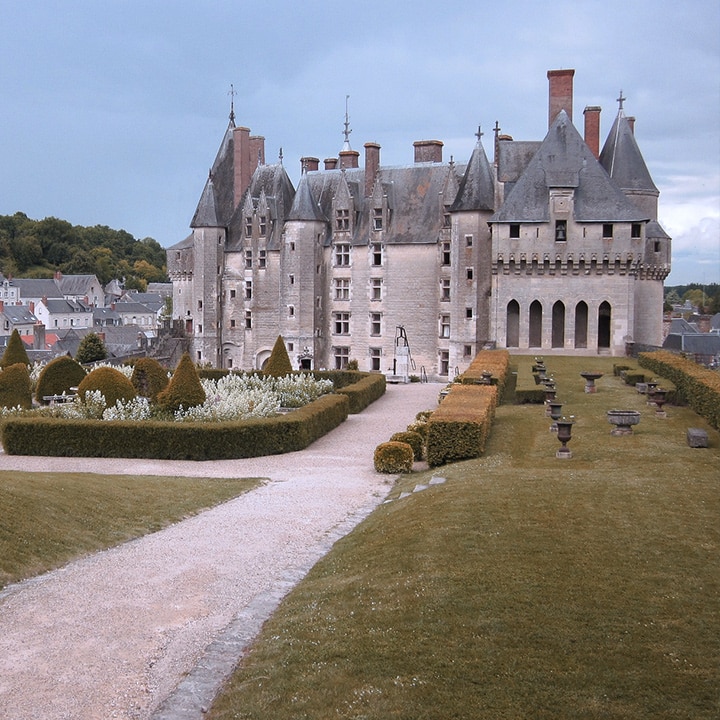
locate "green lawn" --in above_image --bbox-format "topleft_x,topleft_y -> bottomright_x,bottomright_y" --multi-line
208,356 -> 719,720
0,472 -> 261,589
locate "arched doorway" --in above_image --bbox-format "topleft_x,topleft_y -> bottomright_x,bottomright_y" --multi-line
598,301 -> 611,350
529,300 -> 542,347
506,300 -> 520,347
574,301 -> 588,348
552,301 -> 565,348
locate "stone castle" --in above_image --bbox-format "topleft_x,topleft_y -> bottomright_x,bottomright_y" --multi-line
168,69 -> 671,380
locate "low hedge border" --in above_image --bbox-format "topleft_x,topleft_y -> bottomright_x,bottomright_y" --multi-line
456,350 -> 511,399
514,358 -> 546,404
426,384 -> 498,467
1,393 -> 350,461
639,351 -> 720,430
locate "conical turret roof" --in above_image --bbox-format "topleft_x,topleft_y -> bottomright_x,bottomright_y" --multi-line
450,132 -> 495,212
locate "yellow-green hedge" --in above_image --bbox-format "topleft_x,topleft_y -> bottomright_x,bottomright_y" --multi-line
639,351 -> 720,429
374,441 -> 414,473
426,384 -> 498,467
457,350 -> 510,398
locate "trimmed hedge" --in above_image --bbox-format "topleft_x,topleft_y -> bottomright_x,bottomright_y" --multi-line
390,431 -> 424,461
0,363 -> 32,409
335,372 -> 386,413
1,330 -> 30,368
374,441 -> 414,474
639,351 -> 720,430
2,393 -> 350,461
131,357 -> 169,401
457,350 -> 511,399
426,384 -> 498,467
35,355 -> 87,403
77,366 -> 137,408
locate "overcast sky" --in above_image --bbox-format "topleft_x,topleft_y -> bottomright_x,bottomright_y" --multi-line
1,0 -> 718,286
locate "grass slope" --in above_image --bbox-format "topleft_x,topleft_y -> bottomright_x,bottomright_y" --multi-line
208,356 -> 719,720
0,472 -> 261,589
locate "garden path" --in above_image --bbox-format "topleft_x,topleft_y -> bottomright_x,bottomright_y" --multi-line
0,381 -> 442,720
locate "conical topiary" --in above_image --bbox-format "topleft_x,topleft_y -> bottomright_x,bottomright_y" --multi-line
130,357 -> 169,401
35,355 -> 87,404
1,329 -> 30,368
0,362 -> 33,409
156,352 -> 206,413
264,335 -> 293,377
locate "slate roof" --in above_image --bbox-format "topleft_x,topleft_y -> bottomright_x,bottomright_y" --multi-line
42,298 -> 92,314
1,305 -> 38,324
663,332 -> 720,355
13,278 -> 63,301
491,111 -> 649,224
190,175 -> 220,227
287,171 -> 327,222
450,139 -> 495,212
305,162 -> 465,246
57,274 -> 100,297
599,112 -> 658,194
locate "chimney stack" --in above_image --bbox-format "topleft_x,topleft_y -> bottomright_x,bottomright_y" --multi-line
233,126 -> 252,209
413,140 -> 443,163
364,142 -> 380,197
547,69 -> 575,126
249,135 -> 265,169
583,106 -> 601,159
339,149 -> 360,169
301,157 -> 319,172
627,116 -> 636,134
324,157 -> 338,170
34,322 -> 46,350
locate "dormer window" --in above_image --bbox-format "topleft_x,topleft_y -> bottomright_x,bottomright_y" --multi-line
259,216 -> 267,236
373,208 -> 383,231
245,217 -> 252,237
555,220 -> 567,242
443,205 -> 451,228
336,208 -> 349,231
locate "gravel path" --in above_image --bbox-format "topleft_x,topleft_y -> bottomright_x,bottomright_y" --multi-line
0,382 -> 441,720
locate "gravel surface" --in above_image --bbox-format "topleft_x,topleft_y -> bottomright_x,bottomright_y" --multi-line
0,382 -> 441,720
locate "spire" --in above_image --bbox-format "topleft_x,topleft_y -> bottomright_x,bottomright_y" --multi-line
450,127 -> 494,212
342,95 -> 352,151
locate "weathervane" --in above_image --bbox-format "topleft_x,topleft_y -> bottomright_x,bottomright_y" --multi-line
342,95 -> 352,150
228,83 -> 236,124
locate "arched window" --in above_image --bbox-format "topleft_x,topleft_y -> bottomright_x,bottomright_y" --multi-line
506,300 -> 520,347
598,301 -> 611,349
529,300 -> 542,347
552,301 -> 565,348
574,301 -> 588,348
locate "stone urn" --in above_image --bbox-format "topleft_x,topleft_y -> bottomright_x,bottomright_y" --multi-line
607,409 -> 641,436
480,370 -> 493,385
544,384 -> 557,403
547,400 -> 563,429
580,371 -> 603,393
649,388 -> 668,417
555,418 -> 574,458
645,380 -> 658,404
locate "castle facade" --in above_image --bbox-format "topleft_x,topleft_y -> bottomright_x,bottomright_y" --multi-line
168,69 -> 671,379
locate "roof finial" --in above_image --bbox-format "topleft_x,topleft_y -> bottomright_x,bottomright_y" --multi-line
228,83 -> 236,125
475,125 -> 484,142
617,89 -> 626,112
342,95 -> 352,151
279,146 -> 283,165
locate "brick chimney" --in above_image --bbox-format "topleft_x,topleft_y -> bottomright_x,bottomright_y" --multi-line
301,156 -> 320,172
414,140 -> 443,163
54,270 -> 62,281
364,142 -> 380,197
583,106 -> 601,158
249,135 -> 265,169
324,157 -> 338,170
233,126 -> 252,208
627,116 -> 636,134
33,322 -> 46,350
548,68 -> 575,126
339,149 -> 360,169
0,300 -> 3,313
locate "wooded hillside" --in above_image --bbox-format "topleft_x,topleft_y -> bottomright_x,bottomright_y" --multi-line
0,212 -> 168,290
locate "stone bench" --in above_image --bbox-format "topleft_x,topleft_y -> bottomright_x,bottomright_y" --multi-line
687,428 -> 709,448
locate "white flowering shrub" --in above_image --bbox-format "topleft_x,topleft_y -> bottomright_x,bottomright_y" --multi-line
273,374 -> 334,407
90,362 -> 134,379
57,390 -> 107,420
103,396 -> 152,421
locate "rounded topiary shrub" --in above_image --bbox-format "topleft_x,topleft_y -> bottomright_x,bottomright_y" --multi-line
374,441 -> 414,474
77,366 -> 137,408
35,355 -> 87,404
156,352 -> 206,413
0,362 -> 33,409
1,329 -> 30,368
390,430 -> 424,461
131,357 -> 169,401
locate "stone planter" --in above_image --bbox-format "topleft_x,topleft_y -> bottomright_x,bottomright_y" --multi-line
649,388 -> 668,417
580,371 -> 603,393
547,400 -> 563,429
607,409 -> 641,436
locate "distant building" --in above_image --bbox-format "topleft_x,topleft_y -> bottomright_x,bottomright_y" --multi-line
168,69 -> 671,378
